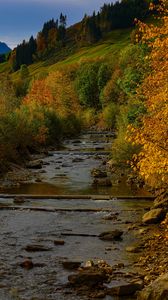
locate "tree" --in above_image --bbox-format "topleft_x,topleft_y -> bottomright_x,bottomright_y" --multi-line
46,70 -> 80,116
127,0 -> 168,189
75,62 -> 101,108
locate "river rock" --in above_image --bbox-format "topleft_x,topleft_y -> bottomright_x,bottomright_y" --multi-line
20,259 -> 34,270
107,280 -> 143,296
26,160 -> 43,169
35,178 -> 42,183
91,168 -> 107,178
142,208 -> 165,224
54,240 -> 65,246
126,246 -> 141,253
72,158 -> 84,163
24,244 -> 52,252
68,270 -> 107,286
13,197 -> 25,204
93,178 -> 112,187
137,273 -> 168,300
62,261 -> 82,270
99,230 -> 123,241
89,291 -> 106,298
103,213 -> 119,221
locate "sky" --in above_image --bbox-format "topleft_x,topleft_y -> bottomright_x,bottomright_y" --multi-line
0,0 -> 114,49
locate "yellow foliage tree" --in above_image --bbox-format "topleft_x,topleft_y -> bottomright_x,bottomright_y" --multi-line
46,70 -> 81,117
127,0 -> 168,189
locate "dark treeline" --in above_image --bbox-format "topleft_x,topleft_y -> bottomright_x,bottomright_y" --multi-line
11,0 -> 150,71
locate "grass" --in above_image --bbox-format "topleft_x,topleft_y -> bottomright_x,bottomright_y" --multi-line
0,28 -> 131,81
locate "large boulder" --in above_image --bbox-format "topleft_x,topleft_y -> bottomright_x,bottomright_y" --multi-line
142,208 -> 165,224
137,273 -> 168,300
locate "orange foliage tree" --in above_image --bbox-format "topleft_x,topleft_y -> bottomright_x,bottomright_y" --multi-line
127,0 -> 168,189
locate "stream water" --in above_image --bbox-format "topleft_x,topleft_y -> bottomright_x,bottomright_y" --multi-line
0,132 -> 152,300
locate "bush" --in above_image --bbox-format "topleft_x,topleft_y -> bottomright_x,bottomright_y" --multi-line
44,109 -> 63,144
62,114 -> 82,137
112,105 -> 139,164
80,108 -> 97,129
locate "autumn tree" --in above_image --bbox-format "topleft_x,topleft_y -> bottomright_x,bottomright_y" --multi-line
127,0 -> 168,189
46,70 -> 80,116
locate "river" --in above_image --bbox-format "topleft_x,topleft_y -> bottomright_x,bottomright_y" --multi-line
0,132 -> 152,300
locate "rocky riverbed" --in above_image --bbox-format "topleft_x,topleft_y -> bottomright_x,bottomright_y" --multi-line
0,132 -> 167,299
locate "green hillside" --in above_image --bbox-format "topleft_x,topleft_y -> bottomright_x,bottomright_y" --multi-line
0,28 -> 131,81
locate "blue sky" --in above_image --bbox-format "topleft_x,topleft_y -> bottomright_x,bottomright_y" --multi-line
0,0 -> 114,49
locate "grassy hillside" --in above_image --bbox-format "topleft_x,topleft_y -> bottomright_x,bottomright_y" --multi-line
0,28 -> 131,81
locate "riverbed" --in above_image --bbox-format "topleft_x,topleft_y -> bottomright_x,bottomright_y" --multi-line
0,132 -> 153,300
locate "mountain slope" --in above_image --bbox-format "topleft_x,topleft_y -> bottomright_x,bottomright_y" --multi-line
10,28 -> 131,81
0,42 -> 11,54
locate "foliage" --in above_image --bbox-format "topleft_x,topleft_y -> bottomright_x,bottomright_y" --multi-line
98,103 -> 119,130
75,61 -> 101,108
0,77 -> 19,115
127,0 -> 168,189
118,44 -> 148,97
80,108 -> 97,129
112,105 -> 140,163
97,63 -> 112,92
46,70 -> 80,116
100,68 -> 121,106
75,61 -> 113,109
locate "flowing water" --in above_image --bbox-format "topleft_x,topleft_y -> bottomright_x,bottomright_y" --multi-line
0,132 -> 152,300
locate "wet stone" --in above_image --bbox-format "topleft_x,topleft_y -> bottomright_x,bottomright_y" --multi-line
13,197 -> 25,205
142,208 -> 165,224
99,230 -> 123,241
126,246 -> 141,253
54,240 -> 65,246
26,160 -> 43,169
107,280 -> 144,296
20,259 -> 34,270
89,290 -> 106,298
91,168 -> 107,178
72,158 -> 84,163
24,244 -> 52,252
102,213 -> 119,221
68,269 -> 107,287
62,261 -> 82,270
